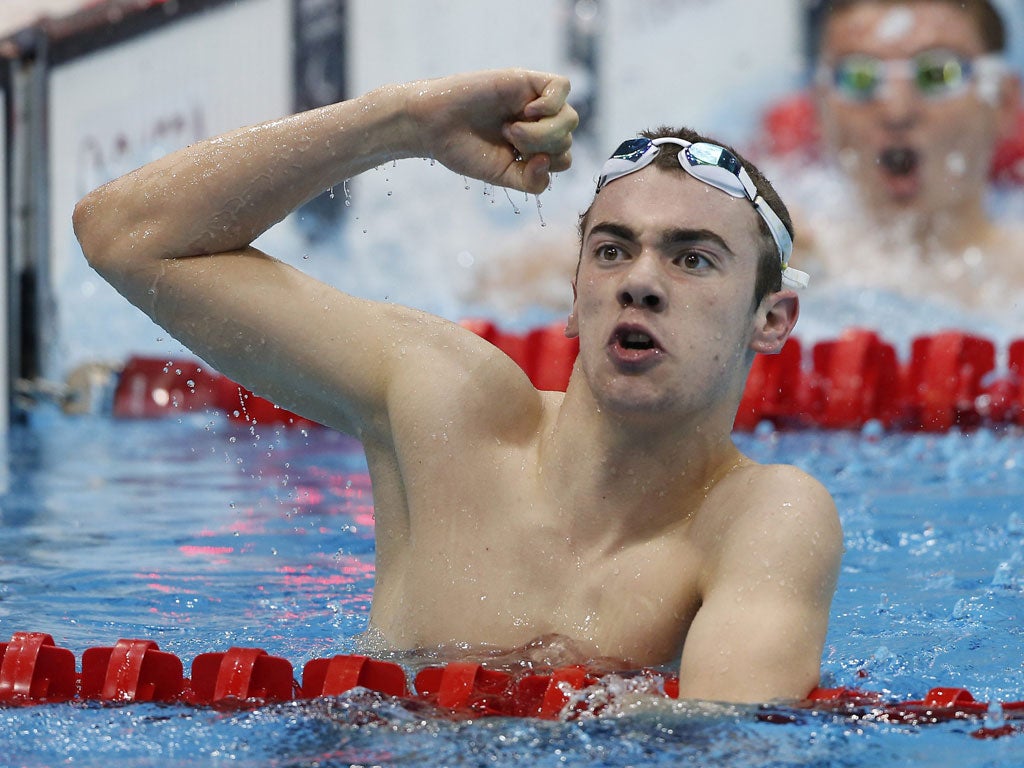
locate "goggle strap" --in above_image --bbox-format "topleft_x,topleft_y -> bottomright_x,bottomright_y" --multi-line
973,54 -> 1008,105
753,195 -> 795,269
782,265 -> 810,290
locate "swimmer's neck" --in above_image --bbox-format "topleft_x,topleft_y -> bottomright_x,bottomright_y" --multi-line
867,197 -> 1000,257
538,388 -> 746,544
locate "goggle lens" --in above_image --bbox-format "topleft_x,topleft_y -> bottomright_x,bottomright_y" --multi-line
834,57 -> 882,100
915,53 -> 967,96
610,138 -> 655,161
689,143 -> 738,173
684,143 -> 748,197
828,50 -> 977,101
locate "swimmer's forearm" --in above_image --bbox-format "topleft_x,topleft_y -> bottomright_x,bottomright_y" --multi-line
75,69 -> 573,272
73,83 -> 418,265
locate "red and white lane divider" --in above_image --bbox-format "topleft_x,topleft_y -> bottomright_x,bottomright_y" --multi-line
2,632 -> 1022,737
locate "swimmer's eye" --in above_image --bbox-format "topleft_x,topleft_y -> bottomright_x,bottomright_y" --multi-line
594,244 -> 627,262
673,250 -> 714,271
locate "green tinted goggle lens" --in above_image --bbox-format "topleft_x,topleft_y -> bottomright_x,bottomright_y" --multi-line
831,52 -> 971,100
915,55 -> 966,95
836,58 -> 882,99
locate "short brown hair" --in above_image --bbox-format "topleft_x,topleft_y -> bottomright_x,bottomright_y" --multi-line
577,126 -> 794,307
810,0 -> 1006,56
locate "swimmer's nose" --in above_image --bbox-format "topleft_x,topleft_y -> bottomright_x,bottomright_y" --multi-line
876,77 -> 921,128
617,257 -> 666,311
619,289 -> 662,310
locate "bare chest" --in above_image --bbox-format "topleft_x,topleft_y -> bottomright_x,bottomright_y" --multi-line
375,468 -> 706,664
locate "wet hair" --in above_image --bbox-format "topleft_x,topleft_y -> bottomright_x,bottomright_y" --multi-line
577,126 -> 794,307
808,0 -> 1007,58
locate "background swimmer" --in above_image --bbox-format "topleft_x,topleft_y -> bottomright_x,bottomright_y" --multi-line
801,0 -> 1024,310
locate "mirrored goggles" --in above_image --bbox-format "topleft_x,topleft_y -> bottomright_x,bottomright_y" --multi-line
596,137 -> 808,290
818,49 -> 1006,102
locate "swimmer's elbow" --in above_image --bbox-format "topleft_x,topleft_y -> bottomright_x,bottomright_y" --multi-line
73,192 -> 106,268
74,188 -> 120,270
73,186 -> 158,275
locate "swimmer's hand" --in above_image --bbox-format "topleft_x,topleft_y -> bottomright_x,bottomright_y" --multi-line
399,69 -> 578,194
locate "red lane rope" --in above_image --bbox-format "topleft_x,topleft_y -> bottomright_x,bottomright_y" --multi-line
111,327 -> 1024,432
1,632 -> 1022,736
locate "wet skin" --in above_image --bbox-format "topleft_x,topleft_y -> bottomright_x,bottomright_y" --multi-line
72,69 -> 841,702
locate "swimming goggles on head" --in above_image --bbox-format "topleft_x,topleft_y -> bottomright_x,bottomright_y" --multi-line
596,136 -> 809,290
818,49 -> 1006,103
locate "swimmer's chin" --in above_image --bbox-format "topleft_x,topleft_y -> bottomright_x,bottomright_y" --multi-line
352,629 -> 641,674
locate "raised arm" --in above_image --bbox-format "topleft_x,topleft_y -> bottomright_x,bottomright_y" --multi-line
72,69 -> 578,435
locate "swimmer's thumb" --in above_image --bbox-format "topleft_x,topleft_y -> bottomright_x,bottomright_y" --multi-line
520,155 -> 551,194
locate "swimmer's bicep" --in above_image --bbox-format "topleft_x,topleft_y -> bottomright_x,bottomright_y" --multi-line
678,476 -> 842,703
677,580 -> 831,703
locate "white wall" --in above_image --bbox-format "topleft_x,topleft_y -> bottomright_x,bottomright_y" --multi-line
599,0 -> 804,149
47,0 -> 294,378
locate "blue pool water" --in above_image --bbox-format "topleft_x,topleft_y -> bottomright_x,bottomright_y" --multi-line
1,408 -> 1023,767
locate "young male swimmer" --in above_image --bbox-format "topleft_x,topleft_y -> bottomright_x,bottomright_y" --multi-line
73,69 -> 842,704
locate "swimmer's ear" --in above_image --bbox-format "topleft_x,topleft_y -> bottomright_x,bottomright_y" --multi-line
565,281 -> 579,338
749,291 -> 798,354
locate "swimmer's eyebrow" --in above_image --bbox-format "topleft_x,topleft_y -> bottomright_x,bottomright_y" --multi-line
586,221 -> 735,254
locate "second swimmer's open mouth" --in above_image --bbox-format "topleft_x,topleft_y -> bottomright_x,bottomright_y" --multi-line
878,147 -> 919,176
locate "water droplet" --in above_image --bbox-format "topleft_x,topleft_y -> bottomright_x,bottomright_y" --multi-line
503,188 -> 521,214
985,700 -> 1005,729
951,598 -> 968,619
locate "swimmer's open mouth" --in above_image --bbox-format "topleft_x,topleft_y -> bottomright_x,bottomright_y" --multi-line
610,325 -> 662,354
878,147 -> 919,176
621,331 -> 656,350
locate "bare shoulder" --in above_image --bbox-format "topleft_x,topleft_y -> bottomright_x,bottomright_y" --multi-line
710,461 -> 843,581
730,461 -> 836,514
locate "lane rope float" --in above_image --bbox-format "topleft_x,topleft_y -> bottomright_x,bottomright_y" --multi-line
2,632 -> 1022,738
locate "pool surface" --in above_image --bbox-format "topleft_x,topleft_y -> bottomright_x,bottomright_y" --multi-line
1,409 -> 1023,767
